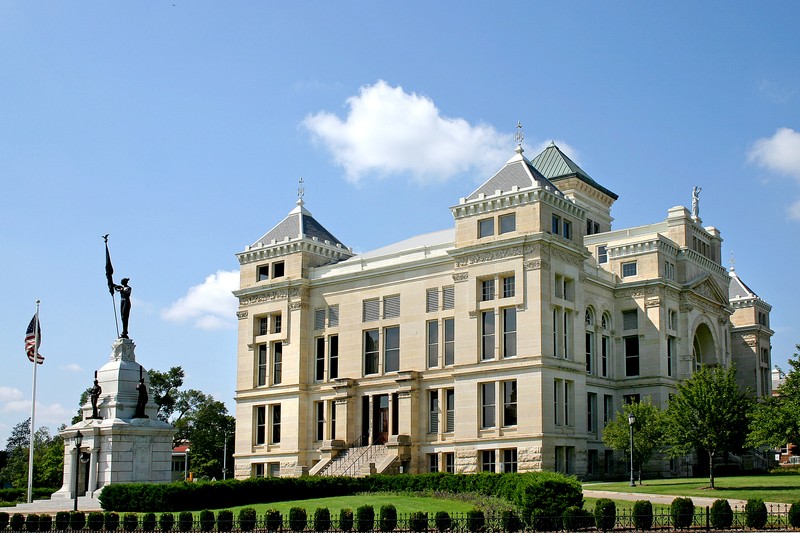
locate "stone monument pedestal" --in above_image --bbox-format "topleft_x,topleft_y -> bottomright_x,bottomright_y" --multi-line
52,338 -> 176,501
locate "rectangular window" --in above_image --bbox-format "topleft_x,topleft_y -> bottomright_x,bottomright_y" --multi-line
502,449 -> 518,473
481,450 -> 496,472
586,331 -> 595,374
268,462 -> 280,478
329,335 -> 339,379
499,213 -> 516,234
481,382 -> 496,428
428,453 -> 439,473
563,311 -> 570,359
429,390 -> 439,434
503,380 -> 517,426
272,262 -> 285,278
272,343 -> 282,385
273,313 -> 282,334
364,329 -> 379,375
587,392 -> 597,433
442,286 -> 455,310
624,394 -> 640,404
444,452 -> 455,473
624,336 -> 640,377
481,279 -> 495,301
601,336 -> 610,377
259,316 -> 268,336
426,288 -> 439,313
383,295 -> 400,319
664,261 -> 675,280
502,275 -> 515,298
384,326 -> 400,372
316,401 -> 324,441
564,381 -> 572,426
605,450 -> 615,475
444,318 -> 455,366
314,308 -> 326,330
257,344 -> 267,387
445,388 -> 455,432
563,220 -> 572,240
481,311 -> 495,360
253,463 -> 264,478
270,405 -> 281,444
603,395 -> 614,426
315,337 -> 325,381
362,299 -> 380,322
565,447 -> 575,474
552,214 -> 561,235
667,336 -> 676,377
328,305 -> 339,327
503,308 -> 517,358
668,309 -> 677,331
598,245 -> 608,264
588,449 -> 598,475
257,265 -> 269,281
427,320 -> 439,368
330,399 -> 337,440
478,218 -> 494,238
554,379 -> 561,426
555,446 -> 564,472
255,406 -> 265,445
622,261 -> 638,277
622,310 -> 638,330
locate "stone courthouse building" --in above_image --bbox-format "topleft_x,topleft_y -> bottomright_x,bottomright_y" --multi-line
232,140 -> 773,479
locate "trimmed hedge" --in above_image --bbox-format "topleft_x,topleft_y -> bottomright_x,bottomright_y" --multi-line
24,513 -> 39,532
710,499 -> 733,530
0,513 -> 8,531
434,511 -> 451,533
264,509 -> 282,532
339,508 -> 353,532
217,510 -> 234,532
313,507 -> 331,532
356,505 -> 374,533
55,512 -> 70,531
158,513 -> 174,532
98,472 -> 582,513
69,512 -> 86,531
11,513 -> 25,532
238,508 -> 256,532
122,513 -> 137,531
104,512 -> 119,532
87,512 -> 104,531
199,510 -> 214,532
632,500 -> 653,531
177,512 -> 193,532
670,497 -> 694,529
289,507 -> 307,532
594,499 -> 616,533
0,488 -> 57,504
141,512 -> 157,532
379,504 -> 397,532
39,516 -> 52,532
789,501 -> 800,528
500,510 -> 522,533
745,498 -> 768,529
465,509 -> 484,533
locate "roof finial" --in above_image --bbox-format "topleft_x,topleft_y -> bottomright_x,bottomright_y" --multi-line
297,177 -> 305,207
729,250 -> 736,272
514,121 -> 524,154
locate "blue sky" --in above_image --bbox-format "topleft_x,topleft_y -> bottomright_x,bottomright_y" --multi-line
1,2 -> 799,445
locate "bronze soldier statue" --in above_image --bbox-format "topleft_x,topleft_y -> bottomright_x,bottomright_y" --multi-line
114,278 -> 132,339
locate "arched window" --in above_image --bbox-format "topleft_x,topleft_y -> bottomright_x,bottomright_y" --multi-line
585,308 -> 595,374
600,312 -> 611,377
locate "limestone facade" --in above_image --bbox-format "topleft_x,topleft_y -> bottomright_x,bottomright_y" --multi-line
233,143 -> 772,479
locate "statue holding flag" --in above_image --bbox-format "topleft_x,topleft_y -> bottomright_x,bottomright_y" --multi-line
104,235 -> 132,339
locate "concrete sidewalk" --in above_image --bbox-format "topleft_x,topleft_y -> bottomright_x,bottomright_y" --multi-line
8,495 -> 103,514
583,489 -> 788,510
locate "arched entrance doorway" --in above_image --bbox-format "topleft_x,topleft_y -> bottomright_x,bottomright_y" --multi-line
692,322 -> 717,370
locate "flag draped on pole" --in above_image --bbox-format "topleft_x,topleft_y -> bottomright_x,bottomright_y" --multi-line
105,238 -> 115,295
24,315 -> 44,364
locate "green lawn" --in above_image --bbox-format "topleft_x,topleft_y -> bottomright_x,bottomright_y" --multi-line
584,474 -> 800,504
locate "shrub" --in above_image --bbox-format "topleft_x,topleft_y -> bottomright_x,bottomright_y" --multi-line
465,509 -> 484,533
0,513 -> 9,531
434,511 -> 451,533
313,508 -> 331,532
289,507 -> 307,532
158,513 -> 174,532
789,501 -> 800,528
745,498 -> 768,529
670,498 -> 694,529
178,511 -> 193,532
594,499 -> 616,532
55,513 -> 70,532
632,500 -> 653,531
25,514 -> 40,532
238,508 -> 256,532
217,510 -> 234,532
141,513 -> 157,532
39,516 -> 52,532
104,512 -> 119,532
355,506 -> 374,533
87,512 -> 104,531
265,509 -> 282,532
710,499 -> 733,530
199,510 -> 214,532
517,473 -> 583,530
11,514 -> 25,532
69,512 -> 85,532
408,512 -> 427,533
379,504 -> 397,532
563,506 -> 593,531
500,510 -> 522,532
123,513 -> 138,531
339,509 -> 353,532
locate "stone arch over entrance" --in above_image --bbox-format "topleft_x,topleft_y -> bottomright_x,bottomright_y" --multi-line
692,321 -> 718,370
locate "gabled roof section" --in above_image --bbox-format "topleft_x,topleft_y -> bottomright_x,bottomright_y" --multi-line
729,268 -> 759,300
531,143 -> 618,200
466,146 -> 565,201
251,201 -> 347,249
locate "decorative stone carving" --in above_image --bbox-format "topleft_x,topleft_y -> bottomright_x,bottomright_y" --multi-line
289,301 -> 307,310
645,297 -> 661,308
454,247 -> 523,267
247,343 -> 253,351
236,310 -> 248,319
452,272 -> 469,283
551,249 -> 587,267
524,259 -> 541,270
615,287 -> 656,299
240,288 -> 300,306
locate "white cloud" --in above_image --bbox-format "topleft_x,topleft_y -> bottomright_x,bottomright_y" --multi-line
61,363 -> 83,372
162,270 -> 239,330
303,80 -> 511,184
788,199 -> 800,221
0,387 -> 23,403
749,128 -> 800,180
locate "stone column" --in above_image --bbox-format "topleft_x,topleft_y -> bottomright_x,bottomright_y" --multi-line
87,443 -> 99,495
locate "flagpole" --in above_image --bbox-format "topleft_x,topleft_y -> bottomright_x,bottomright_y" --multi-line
111,294 -> 119,338
26,300 -> 40,504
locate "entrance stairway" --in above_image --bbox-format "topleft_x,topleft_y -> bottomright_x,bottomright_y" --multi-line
312,442 -> 398,477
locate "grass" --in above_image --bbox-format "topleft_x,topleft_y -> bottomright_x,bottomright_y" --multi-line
584,474 -> 800,504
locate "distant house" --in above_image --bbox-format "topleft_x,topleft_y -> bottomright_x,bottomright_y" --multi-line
172,444 -> 190,482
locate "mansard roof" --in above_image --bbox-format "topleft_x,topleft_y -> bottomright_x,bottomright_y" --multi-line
466,146 -> 566,201
250,201 -> 347,249
729,268 -> 759,300
531,142 -> 619,200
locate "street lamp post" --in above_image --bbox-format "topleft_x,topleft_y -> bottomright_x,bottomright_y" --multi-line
184,448 -> 190,481
628,412 -> 636,487
73,431 -> 83,511
222,431 -> 228,481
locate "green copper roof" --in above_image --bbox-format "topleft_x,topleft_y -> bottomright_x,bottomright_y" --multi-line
531,143 -> 618,200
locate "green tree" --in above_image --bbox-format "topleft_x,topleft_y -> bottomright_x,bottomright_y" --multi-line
664,365 -> 752,488
0,419 -> 64,489
602,396 -> 665,483
748,346 -> 800,449
149,367 -> 186,422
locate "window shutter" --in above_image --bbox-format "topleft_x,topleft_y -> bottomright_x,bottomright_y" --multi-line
429,411 -> 439,433
442,286 -> 455,310
363,299 -> 379,322
383,295 -> 400,319
426,289 -> 439,313
328,305 -> 339,327
446,410 -> 455,432
314,308 -> 326,330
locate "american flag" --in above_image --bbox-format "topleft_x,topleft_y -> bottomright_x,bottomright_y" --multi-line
25,315 -> 44,364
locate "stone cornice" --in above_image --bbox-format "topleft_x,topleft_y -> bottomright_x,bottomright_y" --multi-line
450,186 -> 585,220
237,239 -> 353,266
